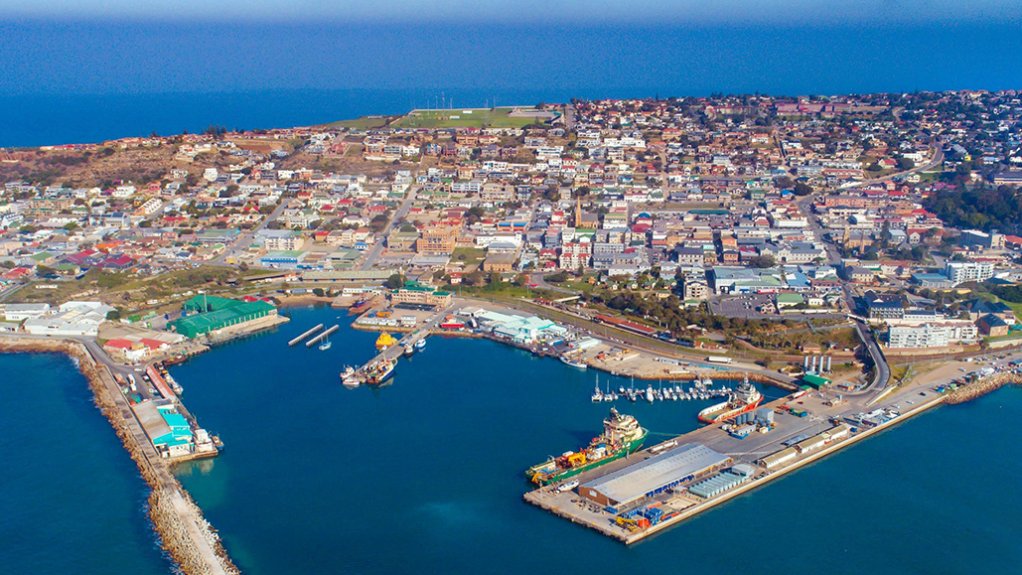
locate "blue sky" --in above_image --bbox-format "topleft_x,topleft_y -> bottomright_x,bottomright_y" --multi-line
3,0 -> 1020,23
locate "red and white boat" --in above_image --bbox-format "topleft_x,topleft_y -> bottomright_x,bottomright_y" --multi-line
697,377 -> 763,424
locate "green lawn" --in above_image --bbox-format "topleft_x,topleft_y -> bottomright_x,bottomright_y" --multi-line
323,116 -> 394,130
392,107 -> 551,129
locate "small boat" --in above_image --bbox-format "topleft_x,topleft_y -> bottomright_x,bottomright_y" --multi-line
414,338 -> 426,351
645,386 -> 655,403
318,335 -> 332,351
340,366 -> 360,388
557,479 -> 580,493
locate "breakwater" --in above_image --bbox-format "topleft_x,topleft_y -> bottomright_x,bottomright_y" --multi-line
945,372 -> 1022,404
0,336 -> 239,575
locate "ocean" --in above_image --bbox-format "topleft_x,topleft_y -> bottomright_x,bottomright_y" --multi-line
1,21 -> 1020,147
0,353 -> 170,574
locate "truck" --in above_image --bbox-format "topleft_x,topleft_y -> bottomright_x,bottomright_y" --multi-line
706,356 -> 733,364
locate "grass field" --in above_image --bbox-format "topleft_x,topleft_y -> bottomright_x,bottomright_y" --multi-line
392,107 -> 551,129
323,116 -> 394,130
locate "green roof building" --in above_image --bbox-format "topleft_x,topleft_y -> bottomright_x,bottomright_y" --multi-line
171,295 -> 277,339
802,373 -> 831,388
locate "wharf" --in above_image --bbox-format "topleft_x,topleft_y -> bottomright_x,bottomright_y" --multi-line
523,377 -> 948,544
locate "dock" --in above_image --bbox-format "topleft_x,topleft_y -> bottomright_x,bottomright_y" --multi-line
289,323 -> 324,346
522,372 -> 950,544
306,324 -> 338,347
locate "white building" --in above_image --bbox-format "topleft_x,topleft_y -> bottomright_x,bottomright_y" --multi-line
22,301 -> 113,337
945,261 -> 994,286
887,321 -> 979,349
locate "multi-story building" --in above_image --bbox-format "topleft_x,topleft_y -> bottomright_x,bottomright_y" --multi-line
559,240 -> 592,270
417,226 -> 458,255
945,261 -> 994,285
886,321 -> 978,348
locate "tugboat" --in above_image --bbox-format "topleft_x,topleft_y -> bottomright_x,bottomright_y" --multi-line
526,408 -> 648,485
697,376 -> 763,424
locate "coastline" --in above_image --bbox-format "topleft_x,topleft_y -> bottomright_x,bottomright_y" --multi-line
0,336 -> 239,575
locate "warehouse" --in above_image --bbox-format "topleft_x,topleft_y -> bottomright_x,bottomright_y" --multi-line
134,400 -> 193,458
688,464 -> 755,499
171,295 -> 278,339
759,446 -> 799,470
579,444 -> 730,509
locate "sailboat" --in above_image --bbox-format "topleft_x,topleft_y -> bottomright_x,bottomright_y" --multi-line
318,333 -> 332,351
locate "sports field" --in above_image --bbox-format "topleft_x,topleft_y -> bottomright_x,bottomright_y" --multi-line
392,107 -> 555,129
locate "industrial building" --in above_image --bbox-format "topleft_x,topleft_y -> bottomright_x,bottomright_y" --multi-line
687,464 -> 755,499
579,444 -> 731,509
170,295 -> 278,339
134,400 -> 194,458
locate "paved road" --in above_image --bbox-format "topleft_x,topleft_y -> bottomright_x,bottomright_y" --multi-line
359,186 -> 419,271
212,197 -> 291,266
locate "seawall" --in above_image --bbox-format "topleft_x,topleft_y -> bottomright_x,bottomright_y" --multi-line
0,336 -> 240,575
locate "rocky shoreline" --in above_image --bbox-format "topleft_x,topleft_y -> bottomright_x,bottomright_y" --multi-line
0,337 -> 240,575
944,371 -> 1022,404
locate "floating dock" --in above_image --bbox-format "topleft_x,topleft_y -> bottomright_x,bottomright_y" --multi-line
306,324 -> 338,347
289,323 -> 324,346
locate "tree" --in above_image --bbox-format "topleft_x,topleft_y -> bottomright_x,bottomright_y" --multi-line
384,274 -> 406,289
792,182 -> 813,196
746,255 -> 775,268
312,288 -> 326,297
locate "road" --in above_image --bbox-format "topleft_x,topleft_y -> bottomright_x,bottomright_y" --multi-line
211,197 -> 291,266
359,185 -> 419,271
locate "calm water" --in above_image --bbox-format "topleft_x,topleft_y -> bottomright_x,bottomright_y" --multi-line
158,306 -> 1022,575
0,353 -> 170,574
2,21 -> 1021,146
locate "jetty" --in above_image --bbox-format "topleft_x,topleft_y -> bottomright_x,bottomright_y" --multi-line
289,323 -> 324,346
0,335 -> 238,574
306,324 -> 338,347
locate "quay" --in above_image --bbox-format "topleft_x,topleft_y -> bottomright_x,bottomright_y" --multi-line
523,367 -> 961,545
288,323 -> 324,346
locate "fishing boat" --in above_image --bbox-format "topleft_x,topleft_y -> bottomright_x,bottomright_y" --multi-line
526,408 -> 648,485
560,355 -> 588,370
339,366 -> 360,388
364,358 -> 396,385
697,376 -> 763,424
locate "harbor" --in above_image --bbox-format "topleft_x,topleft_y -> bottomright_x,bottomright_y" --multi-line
522,359 -> 1021,543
